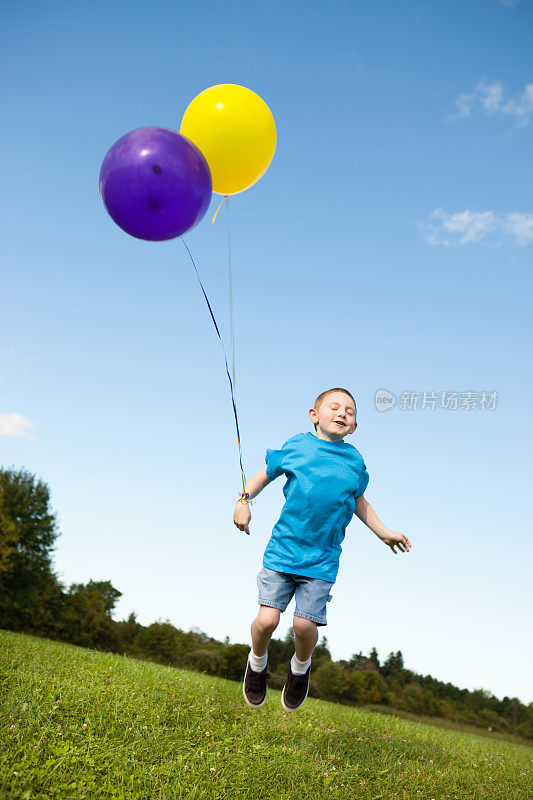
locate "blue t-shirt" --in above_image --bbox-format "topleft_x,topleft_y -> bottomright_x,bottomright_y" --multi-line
263,431 -> 370,582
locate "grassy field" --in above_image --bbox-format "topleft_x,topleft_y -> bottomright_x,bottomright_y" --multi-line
1,631 -> 531,800
365,705 -> 532,749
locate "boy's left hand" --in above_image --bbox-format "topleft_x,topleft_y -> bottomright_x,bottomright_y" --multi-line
380,531 -> 412,554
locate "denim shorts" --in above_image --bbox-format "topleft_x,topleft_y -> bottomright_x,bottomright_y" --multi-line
257,565 -> 334,626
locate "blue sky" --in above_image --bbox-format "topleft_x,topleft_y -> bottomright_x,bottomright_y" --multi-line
1,0 -> 532,704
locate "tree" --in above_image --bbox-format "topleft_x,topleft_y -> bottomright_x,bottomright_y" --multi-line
369,646 -> 380,668
268,628 -> 295,673
0,468 -> 63,633
400,682 -> 439,716
181,648 -> 225,676
0,484 -> 18,578
115,612 -> 142,651
346,650 -> 379,671
314,635 -> 331,660
132,620 -> 198,665
516,704 -> 533,739
59,580 -> 122,651
381,650 -> 404,678
220,644 -> 250,681
313,660 -> 347,702
344,670 -> 388,704
83,580 -> 121,614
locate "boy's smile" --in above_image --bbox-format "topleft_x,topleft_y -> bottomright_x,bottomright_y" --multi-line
309,391 -> 357,442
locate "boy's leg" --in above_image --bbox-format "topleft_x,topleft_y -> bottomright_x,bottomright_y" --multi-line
244,605 -> 280,709
251,605 -> 281,657
292,614 -> 319,662
280,615 -> 317,711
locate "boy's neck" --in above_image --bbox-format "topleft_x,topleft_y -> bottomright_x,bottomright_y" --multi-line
313,429 -> 345,444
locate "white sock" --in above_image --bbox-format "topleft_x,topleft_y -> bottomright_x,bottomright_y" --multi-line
291,652 -> 311,675
248,649 -> 268,672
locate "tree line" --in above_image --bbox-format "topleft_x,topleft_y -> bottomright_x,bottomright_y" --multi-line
1,467 -> 531,740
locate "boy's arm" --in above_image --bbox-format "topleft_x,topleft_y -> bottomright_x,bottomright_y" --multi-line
244,466 -> 271,498
354,495 -> 412,554
233,467 -> 271,535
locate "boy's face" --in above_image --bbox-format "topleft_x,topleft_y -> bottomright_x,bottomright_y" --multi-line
308,391 -> 357,440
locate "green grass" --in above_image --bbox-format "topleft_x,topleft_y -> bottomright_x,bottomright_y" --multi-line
365,705 -> 533,749
1,631 -> 531,800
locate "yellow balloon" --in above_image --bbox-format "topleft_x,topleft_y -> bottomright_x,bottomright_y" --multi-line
180,84 -> 276,196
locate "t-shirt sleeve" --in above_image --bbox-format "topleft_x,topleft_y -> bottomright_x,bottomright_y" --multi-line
265,443 -> 288,481
354,463 -> 370,498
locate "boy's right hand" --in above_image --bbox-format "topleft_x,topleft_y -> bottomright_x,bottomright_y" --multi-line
233,501 -> 251,535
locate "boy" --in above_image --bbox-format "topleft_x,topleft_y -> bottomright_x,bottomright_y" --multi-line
233,387 -> 412,712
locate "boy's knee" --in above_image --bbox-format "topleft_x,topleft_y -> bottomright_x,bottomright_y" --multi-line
292,615 -> 318,636
256,605 -> 280,633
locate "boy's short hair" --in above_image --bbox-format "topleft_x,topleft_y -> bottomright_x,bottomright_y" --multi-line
313,388 -> 357,431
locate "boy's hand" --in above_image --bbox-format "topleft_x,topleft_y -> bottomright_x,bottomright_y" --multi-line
233,501 -> 251,535
380,530 -> 412,554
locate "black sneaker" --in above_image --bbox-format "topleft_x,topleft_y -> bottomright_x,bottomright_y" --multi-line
242,660 -> 270,709
281,664 -> 311,711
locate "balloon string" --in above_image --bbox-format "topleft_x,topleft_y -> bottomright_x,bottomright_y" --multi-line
180,237 -> 248,497
226,196 -> 236,401
211,195 -> 227,225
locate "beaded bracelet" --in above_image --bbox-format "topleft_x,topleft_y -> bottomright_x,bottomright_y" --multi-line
238,491 -> 253,506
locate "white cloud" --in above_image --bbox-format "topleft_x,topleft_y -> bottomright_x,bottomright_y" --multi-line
419,209 -> 533,247
0,412 -> 35,439
499,0 -> 520,7
420,209 -> 496,246
501,84 -> 533,126
504,213 -> 533,245
449,79 -> 533,126
451,80 -> 503,120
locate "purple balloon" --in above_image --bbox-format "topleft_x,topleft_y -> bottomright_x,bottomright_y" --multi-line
99,127 -> 212,241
